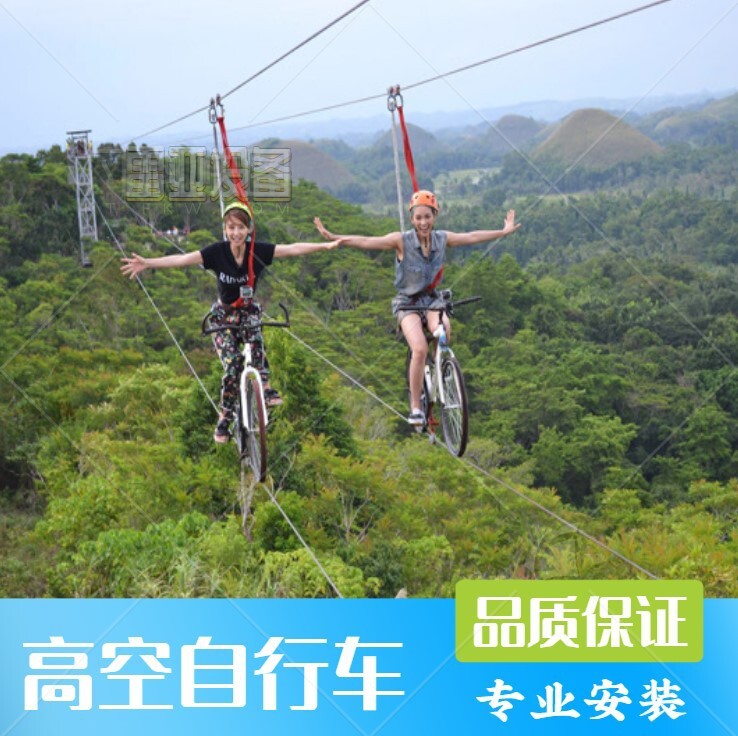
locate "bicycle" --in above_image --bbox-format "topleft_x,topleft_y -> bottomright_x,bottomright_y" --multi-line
202,297 -> 290,482
403,290 -> 480,457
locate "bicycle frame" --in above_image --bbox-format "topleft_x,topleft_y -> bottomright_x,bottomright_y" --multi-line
402,291 -> 478,456
203,304 -> 289,415
427,323 -> 455,408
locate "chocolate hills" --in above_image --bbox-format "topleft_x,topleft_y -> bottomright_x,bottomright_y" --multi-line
256,138 -> 357,194
532,108 -> 662,169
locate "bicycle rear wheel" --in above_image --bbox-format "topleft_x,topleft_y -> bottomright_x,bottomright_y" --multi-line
245,377 -> 267,481
440,355 -> 468,457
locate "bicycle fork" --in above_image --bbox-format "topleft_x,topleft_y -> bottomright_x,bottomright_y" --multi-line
239,345 -> 269,432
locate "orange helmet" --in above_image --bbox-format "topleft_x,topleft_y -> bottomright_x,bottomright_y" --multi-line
408,190 -> 439,214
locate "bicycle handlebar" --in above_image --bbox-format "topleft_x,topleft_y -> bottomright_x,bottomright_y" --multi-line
201,302 -> 291,335
399,294 -> 482,315
450,296 -> 482,308
261,303 -> 291,328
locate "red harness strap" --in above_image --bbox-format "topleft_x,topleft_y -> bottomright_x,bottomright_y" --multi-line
396,103 -> 419,194
216,112 -> 256,290
428,265 -> 444,292
394,89 -> 442,292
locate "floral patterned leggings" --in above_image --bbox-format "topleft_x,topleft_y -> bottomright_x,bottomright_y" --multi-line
209,302 -> 267,421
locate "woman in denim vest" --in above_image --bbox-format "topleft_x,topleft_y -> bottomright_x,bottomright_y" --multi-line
315,191 -> 520,425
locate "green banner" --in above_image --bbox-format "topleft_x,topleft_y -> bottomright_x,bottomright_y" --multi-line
456,580 -> 703,662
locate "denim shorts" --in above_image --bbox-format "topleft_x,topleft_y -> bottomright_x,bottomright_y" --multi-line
392,292 -> 444,325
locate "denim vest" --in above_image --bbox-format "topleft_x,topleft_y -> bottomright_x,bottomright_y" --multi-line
394,229 -> 447,296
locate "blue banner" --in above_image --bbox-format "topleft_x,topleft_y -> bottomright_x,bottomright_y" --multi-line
0,599 -> 735,734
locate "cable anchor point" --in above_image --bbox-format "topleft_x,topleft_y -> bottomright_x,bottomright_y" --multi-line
387,84 -> 403,112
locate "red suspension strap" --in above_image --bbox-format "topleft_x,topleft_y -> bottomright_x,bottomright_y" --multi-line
390,86 -> 419,194
214,97 -> 256,290
388,87 -> 442,290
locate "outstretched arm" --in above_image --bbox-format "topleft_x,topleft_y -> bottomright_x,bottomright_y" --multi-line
120,250 -> 203,279
273,239 -> 341,258
446,209 -> 521,248
314,217 -> 401,252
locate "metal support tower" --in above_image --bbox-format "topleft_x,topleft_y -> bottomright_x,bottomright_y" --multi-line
66,130 -> 97,267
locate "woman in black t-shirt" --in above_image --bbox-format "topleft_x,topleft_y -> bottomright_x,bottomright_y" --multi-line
121,202 -> 340,443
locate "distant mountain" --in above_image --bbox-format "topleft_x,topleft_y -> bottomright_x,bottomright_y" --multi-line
703,93 -> 738,119
646,92 -> 738,144
369,123 -> 444,155
53,90 -> 730,166
532,109 -> 663,169
306,138 -> 357,164
233,91 -> 732,148
461,115 -> 544,156
235,96 -> 735,202
256,138 -> 356,193
346,124 -> 449,183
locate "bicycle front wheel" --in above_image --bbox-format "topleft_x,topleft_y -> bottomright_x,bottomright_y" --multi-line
440,356 -> 468,457
233,402 -> 248,460
245,377 -> 267,481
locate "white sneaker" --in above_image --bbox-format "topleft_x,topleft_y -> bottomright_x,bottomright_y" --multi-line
407,409 -> 425,426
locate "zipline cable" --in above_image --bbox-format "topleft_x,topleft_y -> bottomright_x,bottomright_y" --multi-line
96,204 -> 220,414
98,195 -> 344,597
101,182 -> 187,254
285,329 -> 407,420
219,0 -> 370,102
403,0 -> 673,93
223,0 -> 673,134
261,481 -> 344,598
131,0 -> 370,142
461,457 -> 659,579
210,103 -> 227,227
387,89 -> 406,231
281,329 -> 659,579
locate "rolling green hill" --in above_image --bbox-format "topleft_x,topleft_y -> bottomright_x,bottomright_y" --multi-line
478,114 -> 544,152
533,108 -> 663,169
250,94 -> 738,205
652,92 -> 738,144
369,123 -> 443,156
257,138 -> 357,194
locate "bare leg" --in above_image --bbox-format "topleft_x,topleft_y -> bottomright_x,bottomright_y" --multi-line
400,313 -> 428,413
425,310 -> 451,343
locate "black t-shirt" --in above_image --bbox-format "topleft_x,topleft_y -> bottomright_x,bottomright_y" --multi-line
200,239 -> 276,304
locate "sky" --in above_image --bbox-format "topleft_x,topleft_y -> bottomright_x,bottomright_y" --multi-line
0,0 -> 736,154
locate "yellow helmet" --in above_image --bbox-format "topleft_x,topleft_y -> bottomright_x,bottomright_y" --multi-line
223,201 -> 254,222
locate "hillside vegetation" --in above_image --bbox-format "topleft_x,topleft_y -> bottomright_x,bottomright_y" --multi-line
2,94 -> 738,598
